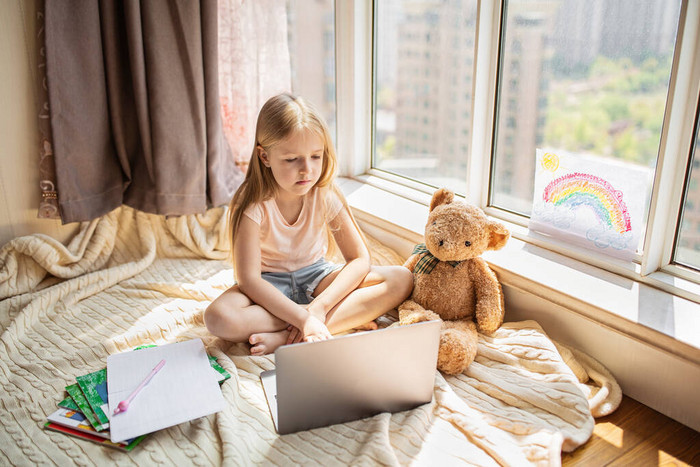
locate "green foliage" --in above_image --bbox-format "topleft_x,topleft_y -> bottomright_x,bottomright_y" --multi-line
543,54 -> 671,166
612,128 -> 641,162
600,94 -> 629,122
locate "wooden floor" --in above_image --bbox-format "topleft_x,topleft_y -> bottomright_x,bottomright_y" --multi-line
563,396 -> 700,466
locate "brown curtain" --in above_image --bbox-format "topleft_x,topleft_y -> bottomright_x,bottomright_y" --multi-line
35,0 -> 60,219
44,0 -> 243,224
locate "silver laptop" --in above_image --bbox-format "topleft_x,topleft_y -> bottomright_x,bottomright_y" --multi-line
260,320 -> 441,435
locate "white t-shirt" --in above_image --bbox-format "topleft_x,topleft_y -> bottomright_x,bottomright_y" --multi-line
243,187 -> 344,272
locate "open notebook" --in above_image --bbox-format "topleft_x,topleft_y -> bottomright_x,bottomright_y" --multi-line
107,339 -> 225,443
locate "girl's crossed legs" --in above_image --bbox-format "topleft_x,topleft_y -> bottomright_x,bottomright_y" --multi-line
204,265 -> 413,355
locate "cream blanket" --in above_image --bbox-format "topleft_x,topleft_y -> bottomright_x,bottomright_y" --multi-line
0,206 -> 620,466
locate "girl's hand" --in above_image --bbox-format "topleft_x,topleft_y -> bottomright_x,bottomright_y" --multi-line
287,325 -> 303,344
287,314 -> 331,344
302,314 -> 332,342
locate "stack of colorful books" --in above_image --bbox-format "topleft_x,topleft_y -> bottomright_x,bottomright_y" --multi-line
44,352 -> 231,451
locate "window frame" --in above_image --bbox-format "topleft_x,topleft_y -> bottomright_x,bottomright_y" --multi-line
673,101 -> 700,270
336,0 -> 700,303
647,0 -> 700,282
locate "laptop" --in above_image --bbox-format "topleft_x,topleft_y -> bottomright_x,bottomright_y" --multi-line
259,320 -> 441,435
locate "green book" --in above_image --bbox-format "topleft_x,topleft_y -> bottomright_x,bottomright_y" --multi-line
65,383 -> 108,431
75,369 -> 110,428
208,355 -> 231,384
57,395 -> 79,411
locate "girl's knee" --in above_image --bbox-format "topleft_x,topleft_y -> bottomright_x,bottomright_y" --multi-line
203,302 -> 224,335
387,266 -> 414,299
204,300 -> 243,337
400,266 -> 415,296
204,286 -> 250,338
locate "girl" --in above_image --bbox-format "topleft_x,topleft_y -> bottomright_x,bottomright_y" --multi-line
204,93 -> 413,355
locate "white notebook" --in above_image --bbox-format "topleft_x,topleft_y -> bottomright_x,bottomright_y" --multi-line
107,338 -> 225,443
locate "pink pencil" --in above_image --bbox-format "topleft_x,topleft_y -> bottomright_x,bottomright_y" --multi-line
112,359 -> 166,416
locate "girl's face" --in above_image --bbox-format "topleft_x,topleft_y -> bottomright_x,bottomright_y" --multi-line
259,129 -> 325,201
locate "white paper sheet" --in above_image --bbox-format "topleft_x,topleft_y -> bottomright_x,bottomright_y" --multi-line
529,148 -> 652,261
107,339 -> 225,443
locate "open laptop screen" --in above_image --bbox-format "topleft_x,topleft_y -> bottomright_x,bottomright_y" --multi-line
261,320 -> 441,434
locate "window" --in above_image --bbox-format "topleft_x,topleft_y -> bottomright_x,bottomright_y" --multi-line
675,105 -> 700,268
363,1 -> 700,295
372,0 -> 478,195
491,0 -> 680,235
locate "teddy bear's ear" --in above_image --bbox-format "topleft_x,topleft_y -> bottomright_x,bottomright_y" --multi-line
487,221 -> 510,250
430,188 -> 454,212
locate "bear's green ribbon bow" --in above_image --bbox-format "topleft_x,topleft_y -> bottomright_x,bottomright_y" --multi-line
412,243 -> 462,274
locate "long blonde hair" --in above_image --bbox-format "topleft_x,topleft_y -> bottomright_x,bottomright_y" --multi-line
228,93 -> 359,263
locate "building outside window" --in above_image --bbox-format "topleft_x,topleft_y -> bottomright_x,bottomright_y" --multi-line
374,0 -> 478,195
287,0 -> 336,140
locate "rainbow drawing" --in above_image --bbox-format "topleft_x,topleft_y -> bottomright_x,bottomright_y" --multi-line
542,172 -> 632,234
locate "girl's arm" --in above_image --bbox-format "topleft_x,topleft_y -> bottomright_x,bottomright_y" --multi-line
306,207 -> 371,319
235,215 -> 330,340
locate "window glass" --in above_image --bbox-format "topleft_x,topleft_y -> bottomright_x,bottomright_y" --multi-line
373,0 -> 478,195
491,0 -> 681,236
287,0 -> 336,139
674,109 -> 700,268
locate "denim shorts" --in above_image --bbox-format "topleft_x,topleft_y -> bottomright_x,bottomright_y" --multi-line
261,259 -> 341,305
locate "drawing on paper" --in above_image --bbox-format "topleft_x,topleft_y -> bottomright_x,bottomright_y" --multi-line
543,172 -> 632,234
529,149 -> 650,260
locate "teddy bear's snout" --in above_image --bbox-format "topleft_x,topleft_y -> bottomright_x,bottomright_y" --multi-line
437,239 -> 472,248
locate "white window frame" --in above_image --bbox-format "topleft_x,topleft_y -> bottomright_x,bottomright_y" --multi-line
335,0 -> 700,304
644,0 -> 700,278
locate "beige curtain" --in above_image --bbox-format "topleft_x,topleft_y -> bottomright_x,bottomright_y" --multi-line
44,0 -> 243,223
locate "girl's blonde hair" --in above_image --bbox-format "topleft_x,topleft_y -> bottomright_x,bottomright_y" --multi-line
228,93 -> 362,263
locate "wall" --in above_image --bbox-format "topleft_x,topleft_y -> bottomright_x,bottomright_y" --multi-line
0,0 -> 78,248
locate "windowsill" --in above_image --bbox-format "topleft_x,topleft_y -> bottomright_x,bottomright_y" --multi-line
338,175 -> 700,367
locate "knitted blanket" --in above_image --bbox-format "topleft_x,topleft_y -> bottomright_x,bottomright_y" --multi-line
0,206 -> 620,466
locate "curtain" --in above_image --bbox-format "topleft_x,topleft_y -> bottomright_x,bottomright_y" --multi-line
44,0 -> 243,223
34,0 -> 60,219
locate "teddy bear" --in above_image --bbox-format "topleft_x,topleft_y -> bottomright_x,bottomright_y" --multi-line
398,188 -> 510,375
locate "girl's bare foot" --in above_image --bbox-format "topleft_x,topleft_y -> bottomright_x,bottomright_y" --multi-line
353,320 -> 378,331
249,330 -> 289,356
